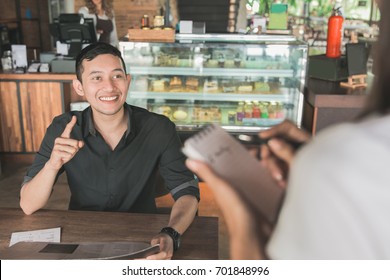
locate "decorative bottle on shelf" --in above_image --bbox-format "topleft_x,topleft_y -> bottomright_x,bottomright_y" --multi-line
268,102 -> 277,119
236,102 -> 245,124
141,15 -> 150,29
244,102 -> 253,119
260,102 -> 269,119
228,111 -> 236,125
252,101 -> 261,119
276,102 -> 285,119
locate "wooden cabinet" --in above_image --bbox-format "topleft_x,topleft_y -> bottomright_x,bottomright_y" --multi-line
19,82 -> 64,152
302,78 -> 368,135
0,73 -> 74,153
0,81 -> 24,152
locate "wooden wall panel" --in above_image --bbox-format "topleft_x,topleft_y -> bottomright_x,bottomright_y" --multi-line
0,0 -> 51,59
20,82 -> 63,152
0,0 -> 17,21
21,20 -> 41,48
39,0 -> 52,52
0,82 -> 24,152
19,0 -> 40,19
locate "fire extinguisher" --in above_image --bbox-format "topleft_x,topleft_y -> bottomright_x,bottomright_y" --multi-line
326,7 -> 344,58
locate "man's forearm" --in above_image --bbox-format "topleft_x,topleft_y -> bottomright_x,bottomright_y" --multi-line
19,162 -> 60,215
167,195 -> 198,234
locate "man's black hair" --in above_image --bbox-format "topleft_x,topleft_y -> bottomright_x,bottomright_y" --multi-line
75,42 -> 127,81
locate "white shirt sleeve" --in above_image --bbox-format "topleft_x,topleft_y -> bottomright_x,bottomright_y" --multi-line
78,6 -> 99,41
78,7 -> 93,20
266,120 -> 390,259
109,15 -> 118,47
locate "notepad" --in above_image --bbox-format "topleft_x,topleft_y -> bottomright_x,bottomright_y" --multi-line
182,124 -> 284,224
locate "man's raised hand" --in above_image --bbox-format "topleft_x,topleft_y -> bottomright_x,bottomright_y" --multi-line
47,116 -> 84,171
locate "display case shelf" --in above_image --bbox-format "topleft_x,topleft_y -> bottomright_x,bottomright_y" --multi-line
128,66 -> 295,78
129,88 -> 295,102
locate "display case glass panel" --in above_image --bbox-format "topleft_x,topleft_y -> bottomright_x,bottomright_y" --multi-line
120,34 -> 308,132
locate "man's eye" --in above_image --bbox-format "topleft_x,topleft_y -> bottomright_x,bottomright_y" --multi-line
92,76 -> 102,81
113,74 -> 124,79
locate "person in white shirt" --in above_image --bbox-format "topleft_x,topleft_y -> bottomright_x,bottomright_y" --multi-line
186,0 -> 390,260
79,0 -> 118,47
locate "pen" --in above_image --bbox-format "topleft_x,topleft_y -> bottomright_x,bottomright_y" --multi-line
237,134 -> 304,151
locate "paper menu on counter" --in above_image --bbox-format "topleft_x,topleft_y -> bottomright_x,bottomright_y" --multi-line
182,124 -> 285,224
9,227 -> 61,247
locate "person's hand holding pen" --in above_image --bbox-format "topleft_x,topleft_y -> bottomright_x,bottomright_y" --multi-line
258,120 -> 311,188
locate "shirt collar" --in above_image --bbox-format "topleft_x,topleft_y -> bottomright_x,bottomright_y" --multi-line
83,104 -> 132,138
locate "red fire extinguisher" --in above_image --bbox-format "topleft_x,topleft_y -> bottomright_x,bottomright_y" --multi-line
326,7 -> 344,58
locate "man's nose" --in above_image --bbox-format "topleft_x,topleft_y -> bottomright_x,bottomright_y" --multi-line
102,79 -> 115,91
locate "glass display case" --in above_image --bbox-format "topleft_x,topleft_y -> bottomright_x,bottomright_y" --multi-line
119,34 -> 308,133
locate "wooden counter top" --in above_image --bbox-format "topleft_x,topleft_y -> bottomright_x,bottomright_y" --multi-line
0,208 -> 219,260
305,78 -> 369,108
0,72 -> 75,81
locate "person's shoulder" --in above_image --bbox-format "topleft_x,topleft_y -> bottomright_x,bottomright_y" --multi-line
309,115 -> 390,152
311,122 -> 360,146
299,123 -> 358,160
296,117 -> 389,168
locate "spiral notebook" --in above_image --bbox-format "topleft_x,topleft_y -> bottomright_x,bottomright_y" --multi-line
182,124 -> 284,224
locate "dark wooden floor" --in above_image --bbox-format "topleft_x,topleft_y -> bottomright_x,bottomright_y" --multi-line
0,156 -> 230,259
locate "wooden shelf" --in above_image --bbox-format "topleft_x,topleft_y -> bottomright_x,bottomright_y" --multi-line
128,28 -> 175,42
0,73 -> 75,81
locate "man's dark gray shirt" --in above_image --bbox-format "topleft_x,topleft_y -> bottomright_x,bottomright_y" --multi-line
24,103 -> 199,213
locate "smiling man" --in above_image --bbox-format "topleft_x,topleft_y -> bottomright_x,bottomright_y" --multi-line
20,42 -> 200,260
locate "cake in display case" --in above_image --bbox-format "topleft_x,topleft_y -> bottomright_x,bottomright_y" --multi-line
119,34 -> 308,133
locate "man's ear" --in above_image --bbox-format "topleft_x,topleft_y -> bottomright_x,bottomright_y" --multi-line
125,74 -> 131,88
72,79 -> 84,96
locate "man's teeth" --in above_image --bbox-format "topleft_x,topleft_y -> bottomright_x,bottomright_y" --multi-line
100,96 -> 117,101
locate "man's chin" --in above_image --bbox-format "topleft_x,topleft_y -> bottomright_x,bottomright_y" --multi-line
92,105 -> 124,116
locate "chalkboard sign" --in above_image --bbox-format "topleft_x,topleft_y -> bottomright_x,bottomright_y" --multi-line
346,43 -> 368,76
